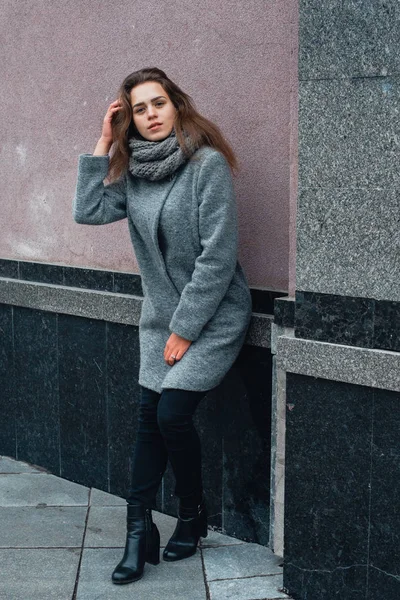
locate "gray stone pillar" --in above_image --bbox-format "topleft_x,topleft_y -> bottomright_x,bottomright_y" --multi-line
278,3 -> 400,599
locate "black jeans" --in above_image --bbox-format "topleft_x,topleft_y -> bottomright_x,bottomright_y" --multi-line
126,386 -> 208,508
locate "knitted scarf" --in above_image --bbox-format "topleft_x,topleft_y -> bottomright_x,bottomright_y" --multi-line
128,128 -> 198,181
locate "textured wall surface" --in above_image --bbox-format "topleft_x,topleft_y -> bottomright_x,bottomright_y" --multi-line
0,0 -> 298,291
296,0 -> 400,301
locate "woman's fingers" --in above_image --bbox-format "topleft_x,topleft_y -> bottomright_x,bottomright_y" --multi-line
110,100 -> 123,110
106,101 -> 122,117
163,335 -> 192,365
104,107 -> 121,121
171,346 -> 182,360
168,348 -> 180,366
172,349 -> 181,361
165,344 -> 180,365
105,100 -> 122,117
101,100 -> 123,141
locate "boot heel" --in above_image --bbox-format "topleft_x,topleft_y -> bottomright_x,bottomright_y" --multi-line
199,512 -> 208,538
146,524 -> 160,565
200,521 -> 208,538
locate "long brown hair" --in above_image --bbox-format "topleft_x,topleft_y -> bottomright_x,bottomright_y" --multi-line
108,67 -> 239,182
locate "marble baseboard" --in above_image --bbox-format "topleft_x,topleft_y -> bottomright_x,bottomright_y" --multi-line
0,278 -> 273,349
0,258 -> 284,316
274,296 -> 295,328
295,291 -> 400,353
0,277 -> 143,327
250,288 -> 287,315
276,333 -> 400,393
0,258 -> 143,295
374,299 -> 400,352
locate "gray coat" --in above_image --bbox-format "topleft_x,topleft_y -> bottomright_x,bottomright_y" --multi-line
73,146 -> 252,393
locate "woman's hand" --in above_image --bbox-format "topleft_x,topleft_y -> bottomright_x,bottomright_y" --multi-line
164,333 -> 192,366
101,99 -> 123,143
93,100 -> 123,155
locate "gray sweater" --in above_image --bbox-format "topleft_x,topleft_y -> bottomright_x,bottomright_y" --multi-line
73,146 -> 252,393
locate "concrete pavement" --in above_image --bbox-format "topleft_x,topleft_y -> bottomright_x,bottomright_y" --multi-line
0,456 -> 290,600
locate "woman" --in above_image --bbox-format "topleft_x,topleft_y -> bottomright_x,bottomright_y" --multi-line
72,67 -> 252,585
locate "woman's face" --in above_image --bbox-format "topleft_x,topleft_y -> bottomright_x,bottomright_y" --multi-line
130,81 -> 177,141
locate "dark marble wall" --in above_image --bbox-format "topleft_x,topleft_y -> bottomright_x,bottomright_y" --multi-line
0,258 -> 143,295
0,304 -> 14,457
274,296 -> 295,328
14,307 -> 59,473
0,301 -> 273,545
295,291 -> 400,353
283,373 -> 400,600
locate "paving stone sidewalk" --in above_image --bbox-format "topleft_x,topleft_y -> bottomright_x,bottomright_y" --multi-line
0,456 -> 290,600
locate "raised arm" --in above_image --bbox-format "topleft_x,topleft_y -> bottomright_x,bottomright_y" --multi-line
72,99 -> 127,225
72,154 -> 127,225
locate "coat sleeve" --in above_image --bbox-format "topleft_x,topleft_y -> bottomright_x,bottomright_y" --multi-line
72,154 -> 127,225
168,151 -> 238,341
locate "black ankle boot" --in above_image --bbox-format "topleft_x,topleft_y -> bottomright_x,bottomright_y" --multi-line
111,504 -> 160,585
163,497 -> 208,562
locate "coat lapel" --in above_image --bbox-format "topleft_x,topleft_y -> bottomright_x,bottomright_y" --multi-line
130,174 -> 180,297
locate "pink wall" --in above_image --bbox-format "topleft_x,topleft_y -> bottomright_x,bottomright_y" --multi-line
0,0 -> 298,292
